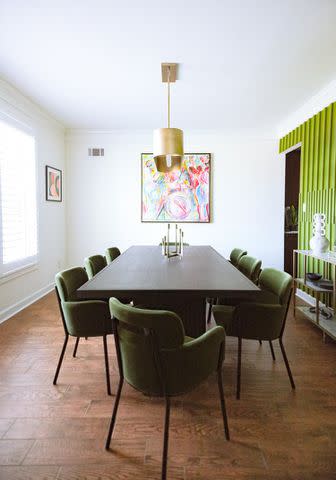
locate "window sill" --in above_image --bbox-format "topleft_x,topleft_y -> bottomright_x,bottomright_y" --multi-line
0,263 -> 39,285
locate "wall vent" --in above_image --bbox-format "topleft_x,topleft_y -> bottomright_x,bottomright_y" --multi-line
88,148 -> 104,157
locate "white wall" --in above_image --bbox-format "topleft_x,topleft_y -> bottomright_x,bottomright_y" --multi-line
66,130 -> 283,269
0,79 -> 66,322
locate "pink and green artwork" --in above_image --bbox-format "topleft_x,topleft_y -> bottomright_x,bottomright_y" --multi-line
141,153 -> 211,222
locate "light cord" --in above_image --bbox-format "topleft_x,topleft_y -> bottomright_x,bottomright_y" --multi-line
167,66 -> 170,128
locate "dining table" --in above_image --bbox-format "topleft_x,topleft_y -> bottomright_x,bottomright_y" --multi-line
77,245 -> 260,337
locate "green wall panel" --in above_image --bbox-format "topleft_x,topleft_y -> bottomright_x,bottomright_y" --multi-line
279,102 -> 336,296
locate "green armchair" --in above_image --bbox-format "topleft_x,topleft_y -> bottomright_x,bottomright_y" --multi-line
84,254 -> 107,279
106,298 -> 230,480
54,267 -> 113,395
237,255 -> 261,284
229,248 -> 248,267
105,247 -> 121,264
212,268 -> 294,399
207,248 -> 248,324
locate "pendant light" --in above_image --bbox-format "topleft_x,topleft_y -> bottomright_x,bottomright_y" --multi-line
153,63 -> 184,173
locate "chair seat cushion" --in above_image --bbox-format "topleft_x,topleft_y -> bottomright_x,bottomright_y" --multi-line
212,305 -> 236,335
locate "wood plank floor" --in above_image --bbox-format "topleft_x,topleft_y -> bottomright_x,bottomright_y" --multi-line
0,292 -> 336,479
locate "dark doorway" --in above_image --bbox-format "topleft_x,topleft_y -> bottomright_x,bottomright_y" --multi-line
284,147 -> 301,275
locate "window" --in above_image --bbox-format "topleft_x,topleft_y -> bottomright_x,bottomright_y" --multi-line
0,115 -> 38,278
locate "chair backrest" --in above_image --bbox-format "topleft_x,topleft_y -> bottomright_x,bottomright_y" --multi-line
55,267 -> 88,302
238,255 -> 262,284
258,268 -> 292,305
230,248 -> 247,267
105,247 -> 121,264
109,298 -> 185,396
84,255 -> 107,279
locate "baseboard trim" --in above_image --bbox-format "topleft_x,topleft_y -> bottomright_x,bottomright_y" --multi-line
0,283 -> 54,324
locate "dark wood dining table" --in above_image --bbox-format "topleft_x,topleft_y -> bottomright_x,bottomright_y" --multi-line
77,245 -> 260,337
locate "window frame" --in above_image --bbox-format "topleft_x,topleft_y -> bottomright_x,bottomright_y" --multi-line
0,109 -> 40,282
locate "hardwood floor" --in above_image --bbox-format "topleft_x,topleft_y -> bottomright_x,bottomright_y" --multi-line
0,292 -> 336,479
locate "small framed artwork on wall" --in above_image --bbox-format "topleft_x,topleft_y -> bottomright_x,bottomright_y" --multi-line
46,165 -> 62,202
141,153 -> 211,222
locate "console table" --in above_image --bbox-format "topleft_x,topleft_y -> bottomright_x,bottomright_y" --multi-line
293,249 -> 336,340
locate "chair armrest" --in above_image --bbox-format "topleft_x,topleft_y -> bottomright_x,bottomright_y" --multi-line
161,326 -> 225,395
235,302 -> 286,340
181,326 -> 225,355
62,300 -> 112,337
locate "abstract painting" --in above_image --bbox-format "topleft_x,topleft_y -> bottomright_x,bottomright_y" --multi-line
141,153 -> 211,222
46,165 -> 62,202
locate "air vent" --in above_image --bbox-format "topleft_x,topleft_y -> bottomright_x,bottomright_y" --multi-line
88,148 -> 104,157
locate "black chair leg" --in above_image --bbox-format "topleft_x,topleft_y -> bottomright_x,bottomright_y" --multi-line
73,337 -> 80,357
161,396 -> 171,480
237,337 -> 242,400
269,340 -> 276,361
279,338 -> 295,389
206,299 -> 213,324
103,335 -> 112,396
105,377 -> 124,449
258,340 -> 262,345
53,334 -> 69,385
217,366 -> 230,440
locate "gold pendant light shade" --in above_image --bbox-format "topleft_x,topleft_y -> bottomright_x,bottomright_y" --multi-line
153,63 -> 184,173
153,127 -> 184,173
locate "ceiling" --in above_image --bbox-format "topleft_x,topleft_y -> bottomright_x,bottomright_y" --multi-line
1,0 -> 336,131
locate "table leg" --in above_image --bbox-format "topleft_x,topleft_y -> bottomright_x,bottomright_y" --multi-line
293,251 -> 297,317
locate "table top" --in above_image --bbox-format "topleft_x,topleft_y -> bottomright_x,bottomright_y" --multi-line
77,245 -> 260,299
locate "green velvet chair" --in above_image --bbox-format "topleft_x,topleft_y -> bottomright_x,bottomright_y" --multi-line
54,267 -> 113,395
106,299 -> 230,480
105,247 -> 121,264
84,254 -> 107,279
212,268 -> 295,399
206,248 -> 248,324
237,255 -> 261,284
229,248 -> 248,267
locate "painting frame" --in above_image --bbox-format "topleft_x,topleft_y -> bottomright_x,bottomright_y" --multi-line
45,165 -> 62,202
141,152 -> 211,223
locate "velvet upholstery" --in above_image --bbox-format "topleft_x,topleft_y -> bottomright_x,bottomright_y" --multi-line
213,268 -> 292,340
229,248 -> 247,267
212,268 -> 294,397
54,267 -> 113,395
206,247 -> 247,318
55,267 -> 112,337
55,267 -> 88,301
62,301 -> 113,337
105,299 -> 230,478
84,255 -> 107,279
106,247 -> 121,264
109,298 -> 225,397
237,255 -> 262,284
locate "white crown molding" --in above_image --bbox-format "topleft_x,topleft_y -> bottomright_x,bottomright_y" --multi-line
65,127 -> 277,141
0,76 -> 65,130
276,77 -> 336,138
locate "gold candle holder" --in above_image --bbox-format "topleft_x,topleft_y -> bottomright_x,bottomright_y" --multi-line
161,223 -> 184,259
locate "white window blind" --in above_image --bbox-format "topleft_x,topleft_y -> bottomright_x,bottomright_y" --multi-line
0,116 -> 38,277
